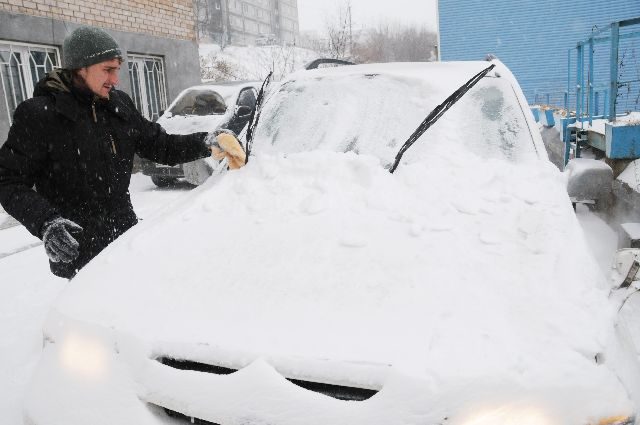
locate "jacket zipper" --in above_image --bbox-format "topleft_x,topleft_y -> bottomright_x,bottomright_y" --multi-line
92,100 -> 116,155
109,134 -> 117,155
91,101 -> 97,123
90,99 -> 116,196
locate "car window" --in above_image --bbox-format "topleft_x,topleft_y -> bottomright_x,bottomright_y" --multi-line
468,82 -> 528,161
168,89 -> 227,116
254,73 -> 537,166
237,88 -> 257,109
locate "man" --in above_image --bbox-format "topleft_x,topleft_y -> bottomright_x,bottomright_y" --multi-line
0,26 -> 245,279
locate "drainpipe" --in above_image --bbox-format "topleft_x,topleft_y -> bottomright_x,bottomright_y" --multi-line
224,0 -> 231,46
435,0 -> 441,61
609,21 -> 620,122
588,37 -> 594,126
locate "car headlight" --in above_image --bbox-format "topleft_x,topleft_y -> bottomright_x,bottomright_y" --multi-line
459,407 -> 633,425
60,332 -> 109,380
596,416 -> 635,425
460,407 -> 555,425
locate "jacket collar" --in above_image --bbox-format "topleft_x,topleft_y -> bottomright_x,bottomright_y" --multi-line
53,92 -> 80,122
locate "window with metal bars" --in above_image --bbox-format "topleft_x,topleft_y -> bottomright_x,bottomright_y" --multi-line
0,41 -> 60,125
127,54 -> 168,122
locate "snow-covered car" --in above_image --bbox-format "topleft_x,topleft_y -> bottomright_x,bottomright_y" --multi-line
140,80 -> 259,187
24,61 -> 640,425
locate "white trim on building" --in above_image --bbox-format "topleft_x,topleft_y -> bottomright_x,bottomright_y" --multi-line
0,40 -> 60,125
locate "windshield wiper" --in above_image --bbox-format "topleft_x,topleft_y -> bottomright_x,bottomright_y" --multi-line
245,71 -> 273,164
389,64 -> 496,173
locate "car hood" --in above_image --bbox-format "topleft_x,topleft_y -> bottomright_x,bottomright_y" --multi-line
49,150 -> 632,419
156,113 -> 227,135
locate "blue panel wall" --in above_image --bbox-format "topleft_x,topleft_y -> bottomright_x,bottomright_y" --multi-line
439,0 -> 640,107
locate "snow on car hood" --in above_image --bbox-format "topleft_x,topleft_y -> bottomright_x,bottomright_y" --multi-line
49,146 -> 632,419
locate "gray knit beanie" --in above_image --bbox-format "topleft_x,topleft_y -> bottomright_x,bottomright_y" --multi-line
62,26 -> 123,69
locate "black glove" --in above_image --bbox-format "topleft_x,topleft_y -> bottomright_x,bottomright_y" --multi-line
40,217 -> 83,263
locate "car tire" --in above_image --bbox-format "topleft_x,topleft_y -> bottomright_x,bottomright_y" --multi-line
151,176 -> 178,187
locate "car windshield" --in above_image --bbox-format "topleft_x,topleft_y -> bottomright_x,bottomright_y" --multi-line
168,89 -> 227,116
253,70 -> 538,167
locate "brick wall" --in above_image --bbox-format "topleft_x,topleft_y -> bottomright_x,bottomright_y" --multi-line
0,0 -> 196,40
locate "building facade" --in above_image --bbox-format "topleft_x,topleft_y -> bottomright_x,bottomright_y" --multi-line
439,0 -> 640,107
196,0 -> 299,46
0,0 -> 202,144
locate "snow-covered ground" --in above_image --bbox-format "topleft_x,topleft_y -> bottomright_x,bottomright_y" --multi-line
0,247 -> 64,425
0,173 -> 622,424
0,174 -> 194,425
575,204 -> 618,275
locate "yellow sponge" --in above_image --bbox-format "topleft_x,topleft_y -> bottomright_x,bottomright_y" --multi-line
211,133 -> 246,170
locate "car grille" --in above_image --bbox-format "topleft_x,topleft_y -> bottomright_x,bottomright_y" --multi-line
157,357 -> 378,401
161,357 -> 236,375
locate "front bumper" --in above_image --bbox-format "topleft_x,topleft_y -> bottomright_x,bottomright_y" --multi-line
24,339 -> 404,425
23,318 -> 636,425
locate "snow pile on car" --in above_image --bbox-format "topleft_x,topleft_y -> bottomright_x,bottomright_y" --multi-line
48,146 -> 633,423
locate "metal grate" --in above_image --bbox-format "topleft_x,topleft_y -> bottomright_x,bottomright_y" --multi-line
160,357 -> 236,375
0,41 -> 60,125
128,54 -> 168,121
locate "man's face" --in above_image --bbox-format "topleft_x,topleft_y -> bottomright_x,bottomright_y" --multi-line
77,58 -> 121,98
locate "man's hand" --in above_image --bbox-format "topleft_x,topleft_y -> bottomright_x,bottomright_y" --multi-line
206,130 -> 246,170
40,217 -> 83,263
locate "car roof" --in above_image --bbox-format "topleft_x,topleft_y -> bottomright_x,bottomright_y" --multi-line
199,80 -> 261,88
286,61 -> 498,84
177,81 -> 260,96
169,81 -> 261,108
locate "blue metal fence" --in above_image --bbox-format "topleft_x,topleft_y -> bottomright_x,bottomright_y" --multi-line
555,17 -> 640,166
566,17 -> 640,123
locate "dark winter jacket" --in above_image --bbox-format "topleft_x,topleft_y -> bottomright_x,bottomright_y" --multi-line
0,69 -> 211,278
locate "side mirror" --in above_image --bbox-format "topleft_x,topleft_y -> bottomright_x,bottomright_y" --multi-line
235,105 -> 253,119
565,158 -> 613,210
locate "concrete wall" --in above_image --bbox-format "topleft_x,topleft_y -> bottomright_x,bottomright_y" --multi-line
0,11 -> 201,144
212,0 -> 299,46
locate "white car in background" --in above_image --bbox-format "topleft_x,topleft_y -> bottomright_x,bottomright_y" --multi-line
140,80 -> 259,187
24,61 -> 640,425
